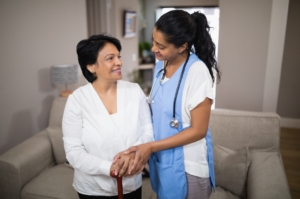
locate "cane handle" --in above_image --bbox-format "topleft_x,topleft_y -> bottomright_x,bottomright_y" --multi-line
110,170 -> 123,199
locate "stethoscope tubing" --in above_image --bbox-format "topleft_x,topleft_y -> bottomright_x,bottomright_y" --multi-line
172,53 -> 190,118
149,53 -> 190,127
148,62 -> 168,104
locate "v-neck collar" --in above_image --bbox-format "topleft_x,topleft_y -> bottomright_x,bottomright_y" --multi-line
89,81 -> 123,130
161,60 -> 185,85
89,81 -> 119,114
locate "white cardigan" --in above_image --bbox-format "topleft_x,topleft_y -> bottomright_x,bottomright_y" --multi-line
62,80 -> 154,196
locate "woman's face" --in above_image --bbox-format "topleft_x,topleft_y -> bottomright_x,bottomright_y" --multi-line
87,42 -> 122,82
151,27 -> 183,61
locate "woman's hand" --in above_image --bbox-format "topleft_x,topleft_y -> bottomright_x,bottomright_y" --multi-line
110,152 -> 135,177
114,143 -> 152,176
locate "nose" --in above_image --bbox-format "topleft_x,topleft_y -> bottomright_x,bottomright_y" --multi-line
115,57 -> 122,67
151,44 -> 157,53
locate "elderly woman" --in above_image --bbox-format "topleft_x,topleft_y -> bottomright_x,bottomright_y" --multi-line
62,34 -> 154,199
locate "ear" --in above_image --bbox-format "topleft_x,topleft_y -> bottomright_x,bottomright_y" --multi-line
179,43 -> 188,54
86,64 -> 95,73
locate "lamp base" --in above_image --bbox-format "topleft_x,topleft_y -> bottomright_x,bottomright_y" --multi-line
60,90 -> 73,97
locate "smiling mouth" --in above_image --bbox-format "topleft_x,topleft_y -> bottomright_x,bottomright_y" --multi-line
112,68 -> 121,73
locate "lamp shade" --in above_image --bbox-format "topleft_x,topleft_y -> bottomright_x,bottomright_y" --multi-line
51,65 -> 79,85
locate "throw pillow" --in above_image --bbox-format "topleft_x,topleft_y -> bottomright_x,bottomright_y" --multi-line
213,144 -> 251,199
247,151 -> 291,199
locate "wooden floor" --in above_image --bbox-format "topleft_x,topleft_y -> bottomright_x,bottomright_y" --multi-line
280,127 -> 300,199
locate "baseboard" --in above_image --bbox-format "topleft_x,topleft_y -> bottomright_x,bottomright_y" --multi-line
281,117 -> 300,129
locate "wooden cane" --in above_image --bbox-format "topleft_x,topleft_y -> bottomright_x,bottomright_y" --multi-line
110,170 -> 124,199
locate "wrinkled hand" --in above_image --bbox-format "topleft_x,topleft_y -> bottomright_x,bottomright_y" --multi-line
110,152 -> 135,177
110,161 -> 119,177
114,143 -> 151,176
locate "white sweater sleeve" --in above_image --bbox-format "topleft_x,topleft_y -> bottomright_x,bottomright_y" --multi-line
133,85 -> 154,146
62,95 -> 112,176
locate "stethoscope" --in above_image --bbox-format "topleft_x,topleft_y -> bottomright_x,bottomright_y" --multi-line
148,53 -> 190,128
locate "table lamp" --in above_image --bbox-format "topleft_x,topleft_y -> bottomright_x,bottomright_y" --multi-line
51,64 -> 79,97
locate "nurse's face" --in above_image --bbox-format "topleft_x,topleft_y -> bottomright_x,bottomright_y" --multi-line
87,42 -> 122,82
151,27 -> 182,61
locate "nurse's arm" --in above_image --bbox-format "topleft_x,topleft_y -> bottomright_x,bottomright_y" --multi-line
124,97 -> 212,175
113,85 -> 154,176
151,97 -> 211,150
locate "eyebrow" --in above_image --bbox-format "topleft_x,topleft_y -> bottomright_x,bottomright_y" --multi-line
152,36 -> 166,48
104,53 -> 119,58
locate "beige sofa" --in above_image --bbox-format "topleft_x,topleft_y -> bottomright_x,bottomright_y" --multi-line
0,97 -> 291,199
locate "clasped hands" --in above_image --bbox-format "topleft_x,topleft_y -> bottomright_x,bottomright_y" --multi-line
110,143 -> 152,178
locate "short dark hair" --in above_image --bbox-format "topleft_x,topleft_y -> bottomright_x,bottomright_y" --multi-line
76,34 -> 122,83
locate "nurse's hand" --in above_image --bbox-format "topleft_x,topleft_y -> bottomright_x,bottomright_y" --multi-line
111,152 -> 135,177
118,143 -> 152,176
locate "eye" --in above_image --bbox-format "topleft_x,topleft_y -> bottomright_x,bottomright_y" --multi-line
118,56 -> 121,59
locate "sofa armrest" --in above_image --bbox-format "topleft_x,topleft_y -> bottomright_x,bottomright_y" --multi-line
0,130 -> 55,199
247,151 -> 291,199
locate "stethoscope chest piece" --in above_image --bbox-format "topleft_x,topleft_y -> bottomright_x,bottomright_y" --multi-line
150,53 -> 190,129
170,118 -> 179,128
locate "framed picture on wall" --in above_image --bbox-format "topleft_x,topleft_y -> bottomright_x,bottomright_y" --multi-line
123,10 -> 137,38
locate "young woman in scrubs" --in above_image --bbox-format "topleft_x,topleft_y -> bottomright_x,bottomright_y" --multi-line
113,10 -> 221,199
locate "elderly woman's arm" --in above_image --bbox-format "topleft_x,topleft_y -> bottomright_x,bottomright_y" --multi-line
62,95 -> 112,176
133,86 -> 154,146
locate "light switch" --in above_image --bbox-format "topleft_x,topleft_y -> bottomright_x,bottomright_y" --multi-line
132,54 -> 136,62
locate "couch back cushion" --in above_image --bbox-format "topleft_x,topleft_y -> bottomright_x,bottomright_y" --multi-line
48,97 -> 68,164
47,127 -> 66,164
209,109 -> 280,150
49,97 -> 68,128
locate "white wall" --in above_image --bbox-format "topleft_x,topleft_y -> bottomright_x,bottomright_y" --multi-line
0,0 -> 88,155
262,0 -> 289,112
216,0 -> 290,113
216,0 -> 273,111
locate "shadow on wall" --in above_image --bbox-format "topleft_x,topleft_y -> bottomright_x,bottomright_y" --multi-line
0,68 -> 57,155
0,67 -> 85,155
38,95 -> 55,130
37,68 -> 56,131
0,110 -> 35,155
38,67 -> 56,93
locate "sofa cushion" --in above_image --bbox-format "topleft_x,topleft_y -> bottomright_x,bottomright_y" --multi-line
47,127 -> 67,164
214,144 -> 250,199
209,110 -> 280,150
247,151 -> 291,199
21,164 -> 78,199
210,186 -> 241,199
